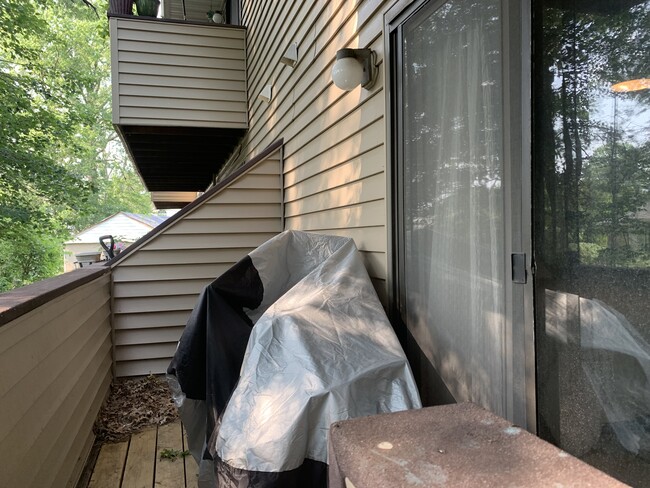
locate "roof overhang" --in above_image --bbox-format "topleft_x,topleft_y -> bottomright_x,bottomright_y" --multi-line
150,191 -> 200,209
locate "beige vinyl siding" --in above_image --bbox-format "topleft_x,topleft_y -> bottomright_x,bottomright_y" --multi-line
111,153 -> 282,377
223,0 -> 392,300
110,16 -> 247,128
0,272 -> 112,488
163,0 -> 223,22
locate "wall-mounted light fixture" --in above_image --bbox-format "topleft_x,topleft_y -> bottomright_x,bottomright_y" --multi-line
331,48 -> 377,91
259,85 -> 272,103
611,78 -> 650,92
281,43 -> 299,68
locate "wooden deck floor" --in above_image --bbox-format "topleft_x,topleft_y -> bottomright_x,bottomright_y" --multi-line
87,421 -> 198,488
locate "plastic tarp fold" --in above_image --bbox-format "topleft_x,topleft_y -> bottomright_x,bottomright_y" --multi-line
168,230 -> 421,487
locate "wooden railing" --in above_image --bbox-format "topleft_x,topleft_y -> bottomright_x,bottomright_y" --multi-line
0,267 -> 113,488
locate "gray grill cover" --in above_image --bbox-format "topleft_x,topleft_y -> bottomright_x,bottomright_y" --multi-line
169,230 -> 421,487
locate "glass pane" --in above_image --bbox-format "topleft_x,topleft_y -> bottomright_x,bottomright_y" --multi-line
400,0 -> 506,414
533,1 -> 650,484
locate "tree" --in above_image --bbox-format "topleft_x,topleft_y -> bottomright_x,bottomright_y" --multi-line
580,140 -> 650,266
0,0 -> 153,291
534,1 -> 650,270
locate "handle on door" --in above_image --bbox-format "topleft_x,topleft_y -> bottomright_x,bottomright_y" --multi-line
511,253 -> 527,284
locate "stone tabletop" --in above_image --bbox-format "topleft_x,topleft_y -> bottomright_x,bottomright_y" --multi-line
328,402 -> 628,488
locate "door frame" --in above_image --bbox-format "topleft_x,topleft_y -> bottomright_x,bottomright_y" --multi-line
383,0 -> 536,431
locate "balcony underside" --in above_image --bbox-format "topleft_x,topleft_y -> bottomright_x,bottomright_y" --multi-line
150,191 -> 199,209
117,125 -> 246,191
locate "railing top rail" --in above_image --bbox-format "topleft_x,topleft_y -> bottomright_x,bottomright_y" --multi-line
107,13 -> 247,30
0,266 -> 111,327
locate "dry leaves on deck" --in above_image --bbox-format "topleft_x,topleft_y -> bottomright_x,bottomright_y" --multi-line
94,375 -> 179,443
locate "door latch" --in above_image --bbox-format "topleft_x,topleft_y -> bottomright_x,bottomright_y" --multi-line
511,253 -> 527,284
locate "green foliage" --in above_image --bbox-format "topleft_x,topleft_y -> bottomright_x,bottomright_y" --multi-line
135,0 -> 159,17
580,141 -> 650,266
159,448 -> 190,461
0,0 -> 153,292
538,2 -> 650,270
0,230 -> 62,291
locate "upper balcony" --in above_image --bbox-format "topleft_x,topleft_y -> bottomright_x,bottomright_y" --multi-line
109,14 -> 247,193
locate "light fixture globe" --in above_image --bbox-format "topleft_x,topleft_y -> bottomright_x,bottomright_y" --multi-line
611,78 -> 650,93
332,54 -> 364,90
331,48 -> 377,91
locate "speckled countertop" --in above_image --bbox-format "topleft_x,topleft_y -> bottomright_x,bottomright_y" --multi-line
328,402 -> 628,488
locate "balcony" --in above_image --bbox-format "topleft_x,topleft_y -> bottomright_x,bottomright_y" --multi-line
0,268 -> 628,488
0,144 -> 634,487
109,15 -> 248,192
0,144 -> 634,486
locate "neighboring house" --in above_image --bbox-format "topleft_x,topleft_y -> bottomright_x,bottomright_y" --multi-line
2,2 -> 646,487
63,212 -> 167,272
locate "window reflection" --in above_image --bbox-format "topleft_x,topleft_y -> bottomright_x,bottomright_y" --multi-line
533,1 -> 650,484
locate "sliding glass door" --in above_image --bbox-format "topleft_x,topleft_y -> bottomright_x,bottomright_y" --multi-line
389,0 -> 531,424
389,0 -> 648,483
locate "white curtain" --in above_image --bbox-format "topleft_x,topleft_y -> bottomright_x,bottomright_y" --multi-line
401,0 -> 505,414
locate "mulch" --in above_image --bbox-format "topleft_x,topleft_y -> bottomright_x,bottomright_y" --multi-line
93,375 -> 179,443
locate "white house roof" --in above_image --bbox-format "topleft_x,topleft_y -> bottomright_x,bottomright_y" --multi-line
66,212 -> 167,244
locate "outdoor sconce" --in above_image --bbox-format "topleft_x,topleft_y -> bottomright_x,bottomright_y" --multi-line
259,84 -> 272,103
280,43 -> 299,68
611,78 -> 650,92
331,48 -> 377,91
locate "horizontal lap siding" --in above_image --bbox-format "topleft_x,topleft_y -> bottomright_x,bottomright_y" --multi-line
112,153 -> 282,377
111,17 -> 247,128
0,273 -> 112,488
228,0 -> 391,300
164,0 -> 223,22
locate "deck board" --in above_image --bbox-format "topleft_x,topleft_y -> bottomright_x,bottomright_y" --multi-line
88,440 -> 128,488
155,422 -> 186,488
85,421 -> 199,488
121,427 -> 157,488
